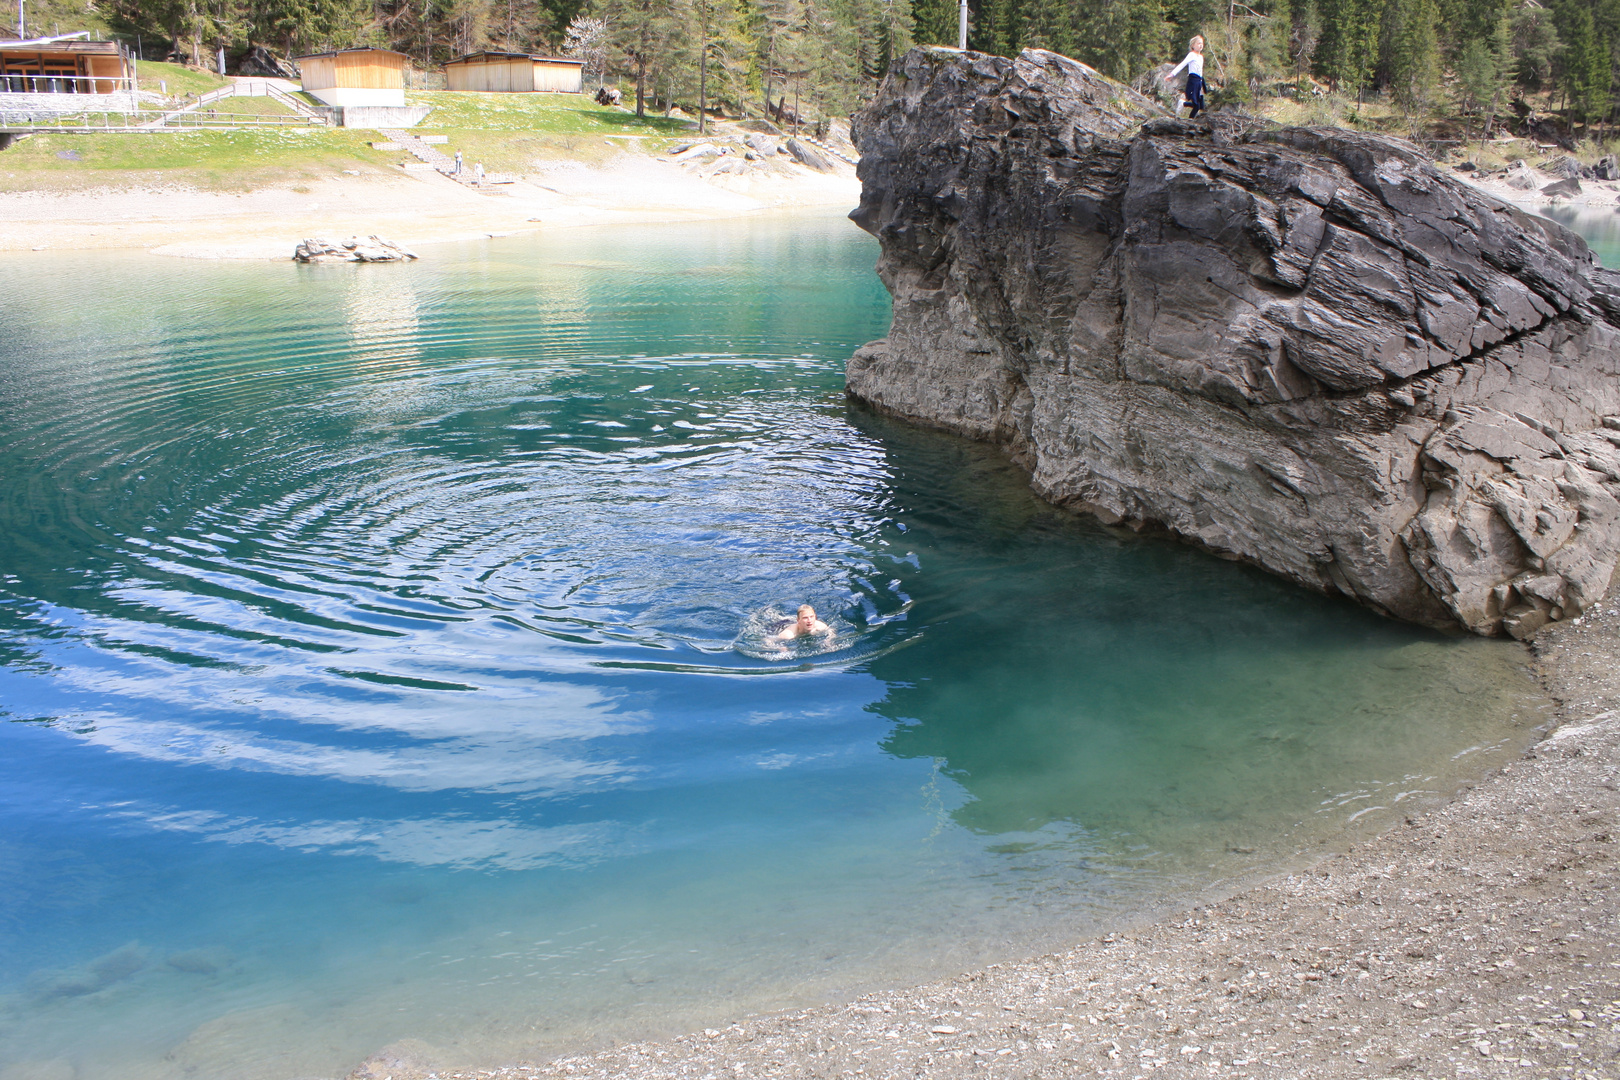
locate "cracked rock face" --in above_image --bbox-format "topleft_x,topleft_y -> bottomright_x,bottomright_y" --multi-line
847,46 -> 1620,638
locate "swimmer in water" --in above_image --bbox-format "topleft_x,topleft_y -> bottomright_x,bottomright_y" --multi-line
768,604 -> 834,645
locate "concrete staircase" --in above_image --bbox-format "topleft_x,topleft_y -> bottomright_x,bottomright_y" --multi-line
376,128 -> 514,191
141,78 -> 326,129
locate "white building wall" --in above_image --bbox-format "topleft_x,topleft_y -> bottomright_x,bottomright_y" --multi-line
307,87 -> 404,107
0,90 -> 138,116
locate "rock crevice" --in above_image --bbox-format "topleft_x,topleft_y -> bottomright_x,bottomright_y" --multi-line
846,46 -> 1620,637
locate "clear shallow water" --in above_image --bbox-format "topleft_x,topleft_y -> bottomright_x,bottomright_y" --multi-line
0,211 -> 1544,1080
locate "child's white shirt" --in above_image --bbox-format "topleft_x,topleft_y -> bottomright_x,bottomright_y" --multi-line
1168,50 -> 1204,78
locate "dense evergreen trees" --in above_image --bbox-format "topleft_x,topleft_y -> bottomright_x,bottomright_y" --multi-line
74,0 -> 1620,130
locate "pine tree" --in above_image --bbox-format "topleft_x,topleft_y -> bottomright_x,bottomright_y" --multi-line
910,0 -> 956,45
1287,0 -> 1319,74
1315,0 -> 1380,99
1554,3 -> 1610,123
688,0 -> 748,126
597,0 -> 681,114
1382,0 -> 1438,111
1021,0 -> 1076,55
1079,0 -> 1169,81
1509,5 -> 1559,90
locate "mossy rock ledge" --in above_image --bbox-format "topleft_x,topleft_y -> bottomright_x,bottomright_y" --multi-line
847,45 -> 1620,639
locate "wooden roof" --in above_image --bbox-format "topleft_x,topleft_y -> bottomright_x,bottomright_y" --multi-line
292,46 -> 408,62
445,51 -> 584,65
0,39 -> 122,56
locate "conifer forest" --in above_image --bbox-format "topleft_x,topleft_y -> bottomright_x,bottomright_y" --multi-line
26,0 -> 1612,135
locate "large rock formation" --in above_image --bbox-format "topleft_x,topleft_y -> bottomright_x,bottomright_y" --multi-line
846,46 -> 1620,638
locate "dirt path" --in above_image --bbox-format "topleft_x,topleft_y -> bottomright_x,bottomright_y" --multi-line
344,599 -> 1620,1080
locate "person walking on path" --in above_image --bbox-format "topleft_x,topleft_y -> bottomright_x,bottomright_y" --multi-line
453,150 -> 463,176
1165,35 -> 1207,119
473,162 -> 484,186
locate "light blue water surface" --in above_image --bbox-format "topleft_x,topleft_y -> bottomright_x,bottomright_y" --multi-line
0,210 -> 1541,1080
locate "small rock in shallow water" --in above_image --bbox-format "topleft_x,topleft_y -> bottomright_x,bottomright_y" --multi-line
294,236 -> 418,263
166,947 -> 233,975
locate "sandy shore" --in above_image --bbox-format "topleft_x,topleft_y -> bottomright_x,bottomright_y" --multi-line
336,596 -> 1620,1080
0,152 -> 861,259
1458,163 -> 1620,215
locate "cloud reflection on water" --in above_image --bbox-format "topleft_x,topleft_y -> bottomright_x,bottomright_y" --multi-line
100,804 -> 624,870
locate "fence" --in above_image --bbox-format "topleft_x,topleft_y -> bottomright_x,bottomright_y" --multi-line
0,73 -> 135,95
1,107 -> 328,133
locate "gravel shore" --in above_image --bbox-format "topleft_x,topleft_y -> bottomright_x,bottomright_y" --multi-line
349,598 -> 1620,1080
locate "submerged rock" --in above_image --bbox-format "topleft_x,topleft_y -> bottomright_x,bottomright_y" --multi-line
846,46 -> 1620,638
26,940 -> 150,998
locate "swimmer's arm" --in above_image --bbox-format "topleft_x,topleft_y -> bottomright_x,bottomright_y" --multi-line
814,621 -> 834,636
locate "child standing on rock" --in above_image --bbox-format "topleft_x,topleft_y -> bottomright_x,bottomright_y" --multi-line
1165,35 -> 1207,119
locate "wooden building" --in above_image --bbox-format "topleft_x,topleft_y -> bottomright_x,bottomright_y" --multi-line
1,36 -> 133,98
293,47 -> 407,107
444,52 -> 584,93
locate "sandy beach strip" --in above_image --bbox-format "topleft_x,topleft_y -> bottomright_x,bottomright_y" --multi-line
0,152 -> 862,259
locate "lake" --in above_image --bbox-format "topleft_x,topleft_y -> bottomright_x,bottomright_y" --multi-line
0,210 -> 1543,1080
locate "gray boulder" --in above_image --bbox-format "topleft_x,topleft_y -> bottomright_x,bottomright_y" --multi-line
1596,154 -> 1620,181
785,137 -> 834,172
1503,162 -> 1543,190
1540,154 -> 1589,180
1543,176 -> 1583,198
846,46 -> 1620,638
294,236 -> 418,263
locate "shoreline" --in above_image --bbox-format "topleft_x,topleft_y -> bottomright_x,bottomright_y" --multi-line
344,602 -> 1620,1080
0,151 -> 862,259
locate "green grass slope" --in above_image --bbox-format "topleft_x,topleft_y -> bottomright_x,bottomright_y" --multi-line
0,87 -> 696,190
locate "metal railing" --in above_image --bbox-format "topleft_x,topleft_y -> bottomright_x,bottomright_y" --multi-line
1,107 -> 328,133
0,73 -> 135,95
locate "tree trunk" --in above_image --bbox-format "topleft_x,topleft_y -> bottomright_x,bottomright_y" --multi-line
762,36 -> 773,119
699,42 -> 708,135
635,55 -> 646,117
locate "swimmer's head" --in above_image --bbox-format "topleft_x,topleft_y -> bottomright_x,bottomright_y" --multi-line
796,604 -> 816,630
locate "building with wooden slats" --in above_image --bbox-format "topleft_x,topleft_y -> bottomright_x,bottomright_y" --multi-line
293,47 -> 408,107
444,52 -> 584,93
0,36 -> 136,112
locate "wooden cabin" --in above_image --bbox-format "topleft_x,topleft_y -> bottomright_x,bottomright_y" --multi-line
1,37 -> 133,99
293,47 -> 407,107
444,52 -> 584,93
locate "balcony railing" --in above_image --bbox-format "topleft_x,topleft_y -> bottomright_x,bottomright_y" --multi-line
0,73 -> 135,95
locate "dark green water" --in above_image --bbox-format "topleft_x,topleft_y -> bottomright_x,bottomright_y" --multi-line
0,210 -> 1542,1080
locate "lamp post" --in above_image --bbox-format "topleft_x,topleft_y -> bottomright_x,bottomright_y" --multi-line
958,0 -> 967,50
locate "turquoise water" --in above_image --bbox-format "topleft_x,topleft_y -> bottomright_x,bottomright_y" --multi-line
1541,205 -> 1620,267
0,211 -> 1542,1080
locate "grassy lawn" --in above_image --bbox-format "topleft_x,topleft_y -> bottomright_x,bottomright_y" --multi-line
408,90 -> 694,136
192,95 -> 301,117
401,90 -> 698,172
0,88 -> 699,190
0,128 -> 400,191
136,60 -> 231,100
